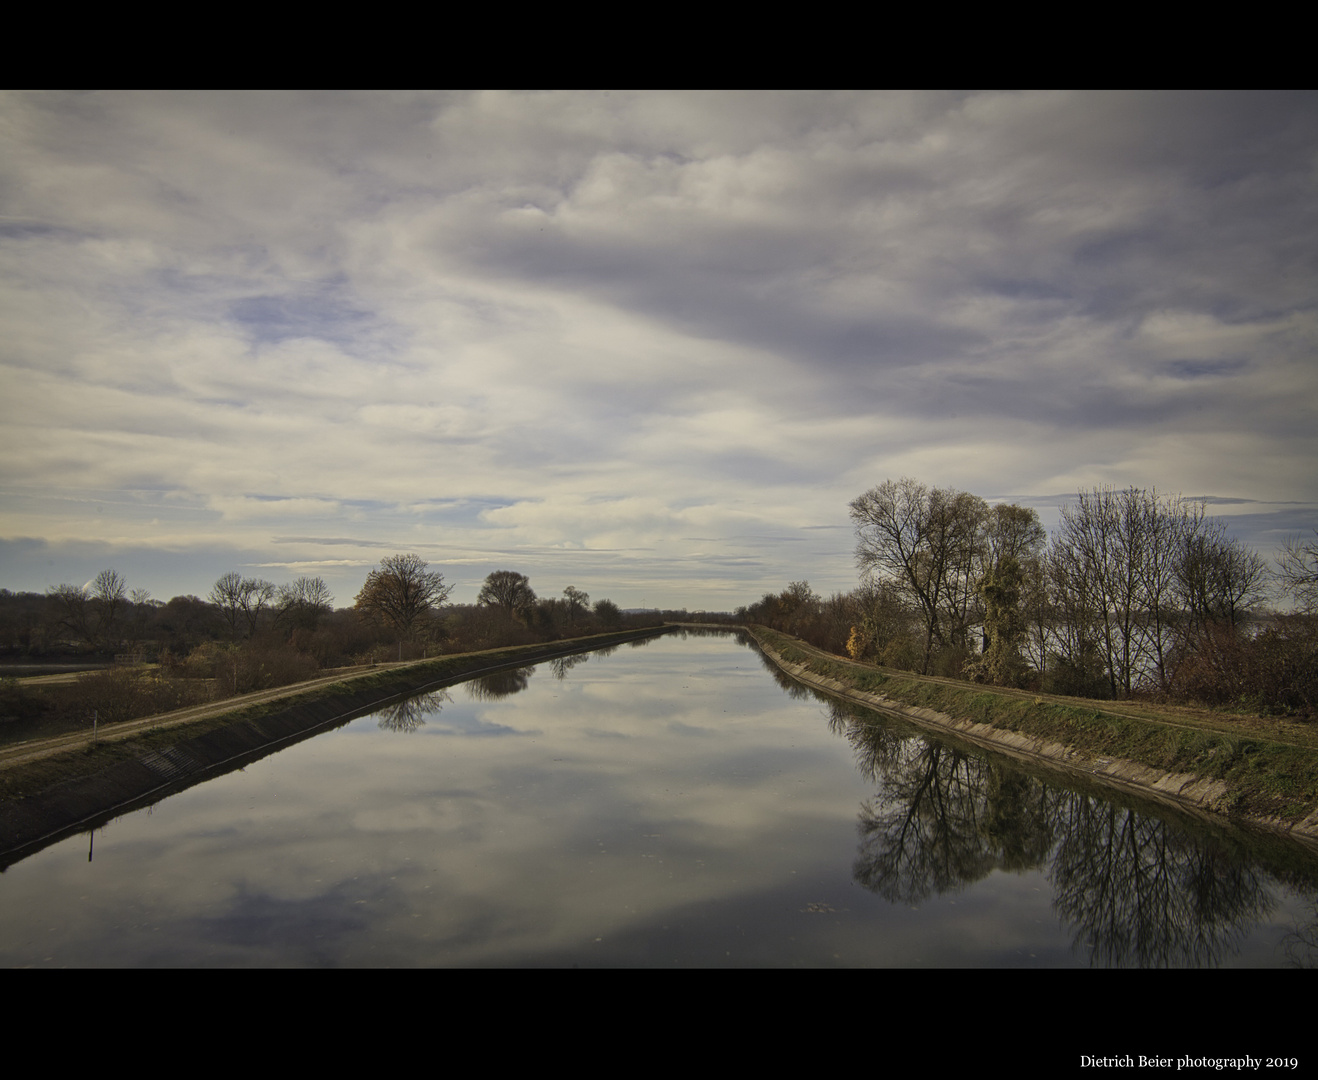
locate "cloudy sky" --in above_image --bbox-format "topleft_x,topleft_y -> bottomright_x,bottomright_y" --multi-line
2,90 -> 1315,611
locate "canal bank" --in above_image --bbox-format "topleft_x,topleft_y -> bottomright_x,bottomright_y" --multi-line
746,625 -> 1318,851
0,626 -> 671,868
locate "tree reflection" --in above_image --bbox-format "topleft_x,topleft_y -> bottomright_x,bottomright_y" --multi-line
549,653 -> 588,680
753,649 -> 816,699
375,690 -> 450,733
1281,903 -> 1318,968
852,737 -> 1049,904
1050,797 -> 1273,967
833,700 -> 1297,966
466,667 -> 534,701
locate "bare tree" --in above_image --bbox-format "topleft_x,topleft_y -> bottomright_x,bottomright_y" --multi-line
1049,487 -> 1269,697
275,576 -> 334,632
48,583 -> 95,645
240,578 -> 276,637
210,572 -> 246,640
91,570 -> 127,641
477,570 -> 537,620
850,478 -> 988,674
1053,487 -> 1153,698
44,570 -> 128,647
355,554 -> 453,644
1277,532 -> 1318,614
210,572 -> 276,639
1177,517 -> 1270,637
127,588 -> 153,650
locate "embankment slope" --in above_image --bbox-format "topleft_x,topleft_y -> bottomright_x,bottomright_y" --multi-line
748,626 -> 1318,851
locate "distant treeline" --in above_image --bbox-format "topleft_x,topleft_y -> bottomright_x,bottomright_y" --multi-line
738,479 -> 1318,716
0,557 -> 679,732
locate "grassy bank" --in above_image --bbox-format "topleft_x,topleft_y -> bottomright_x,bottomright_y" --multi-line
748,626 -> 1318,830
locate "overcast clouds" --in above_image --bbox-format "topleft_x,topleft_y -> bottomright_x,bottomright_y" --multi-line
2,90 -> 1315,610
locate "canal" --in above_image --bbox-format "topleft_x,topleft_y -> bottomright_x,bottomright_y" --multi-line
2,628 -> 1315,966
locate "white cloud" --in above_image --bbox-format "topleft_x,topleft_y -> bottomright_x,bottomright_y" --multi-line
2,90 -> 1316,607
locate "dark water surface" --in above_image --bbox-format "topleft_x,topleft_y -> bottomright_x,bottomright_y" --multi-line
3,629 -> 1317,967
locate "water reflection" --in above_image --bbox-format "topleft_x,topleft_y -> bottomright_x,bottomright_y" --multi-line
822,697 -> 1318,967
375,690 -> 452,733
466,667 -> 535,701
2,628 -> 1315,968
549,653 -> 588,680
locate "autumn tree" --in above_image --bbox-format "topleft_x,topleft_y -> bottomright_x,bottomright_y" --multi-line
477,570 -> 537,621
354,554 -> 453,644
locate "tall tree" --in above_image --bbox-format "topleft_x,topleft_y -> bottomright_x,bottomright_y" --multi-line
968,555 -> 1027,687
91,569 -> 127,642
850,478 -> 987,673
354,554 -> 453,643
210,572 -> 247,640
976,503 -> 1046,654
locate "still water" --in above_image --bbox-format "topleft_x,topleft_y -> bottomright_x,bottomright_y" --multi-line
3,628 -> 1317,967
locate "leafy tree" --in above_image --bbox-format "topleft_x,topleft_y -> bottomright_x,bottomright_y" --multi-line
355,554 -> 453,644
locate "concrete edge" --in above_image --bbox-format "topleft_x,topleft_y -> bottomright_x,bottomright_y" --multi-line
748,629 -> 1318,854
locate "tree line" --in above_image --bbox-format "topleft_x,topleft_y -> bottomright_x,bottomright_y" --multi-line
0,557 -> 656,731
739,478 -> 1318,716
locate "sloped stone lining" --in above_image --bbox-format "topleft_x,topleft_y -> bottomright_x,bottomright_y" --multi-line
747,628 -> 1318,851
